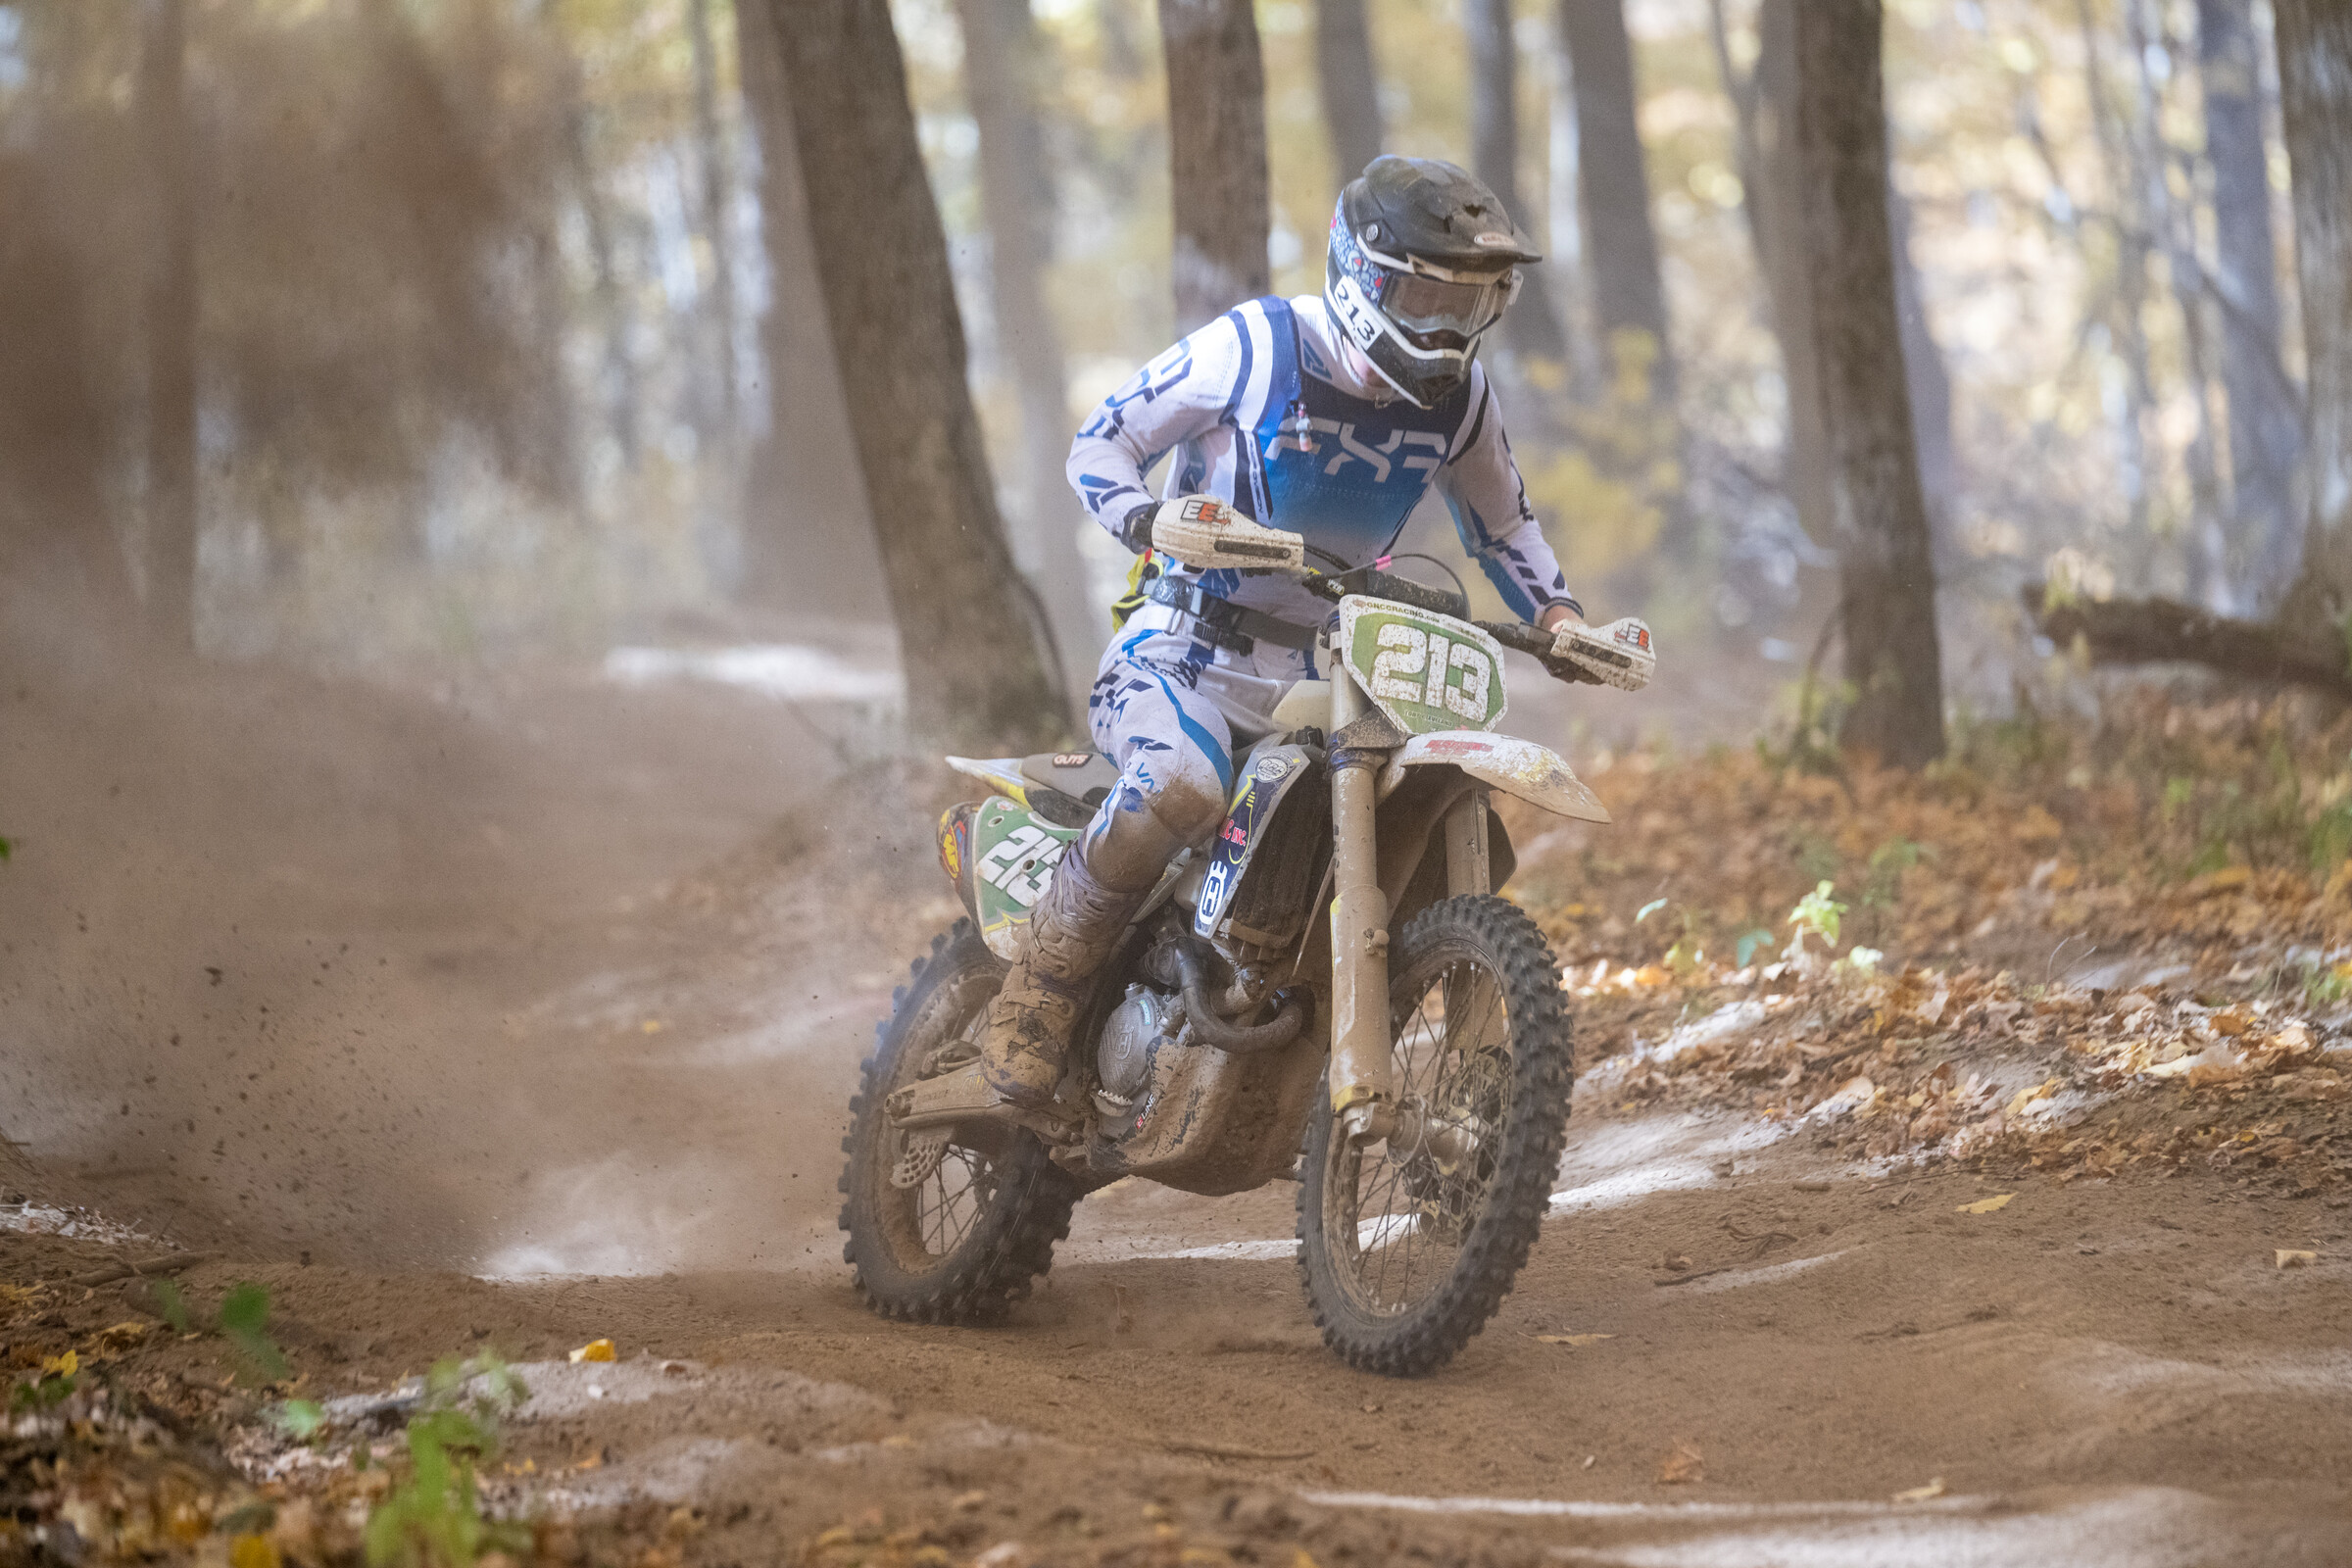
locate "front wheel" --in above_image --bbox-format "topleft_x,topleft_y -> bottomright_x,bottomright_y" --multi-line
1297,895 -> 1572,1376
838,920 -> 1080,1324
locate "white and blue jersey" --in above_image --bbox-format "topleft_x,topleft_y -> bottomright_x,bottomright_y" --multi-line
1068,294 -> 1578,631
1058,296 -> 1580,896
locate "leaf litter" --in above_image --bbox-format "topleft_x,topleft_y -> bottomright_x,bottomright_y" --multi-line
1503,693 -> 2352,1200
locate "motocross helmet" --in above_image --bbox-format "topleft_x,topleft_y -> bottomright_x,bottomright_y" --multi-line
1324,156 -> 1541,408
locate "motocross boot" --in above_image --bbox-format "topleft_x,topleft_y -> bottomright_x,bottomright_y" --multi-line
978,849 -> 1149,1116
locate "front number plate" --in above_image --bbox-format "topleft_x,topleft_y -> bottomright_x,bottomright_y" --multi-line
1338,596 -> 1508,736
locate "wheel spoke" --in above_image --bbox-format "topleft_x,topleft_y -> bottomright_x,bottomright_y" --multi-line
1330,944 -> 1522,1318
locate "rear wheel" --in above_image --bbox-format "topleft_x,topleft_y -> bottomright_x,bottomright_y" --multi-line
1297,895 -> 1572,1376
838,920 -> 1080,1323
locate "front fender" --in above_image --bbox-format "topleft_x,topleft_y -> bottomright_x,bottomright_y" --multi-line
1375,731 -> 1610,823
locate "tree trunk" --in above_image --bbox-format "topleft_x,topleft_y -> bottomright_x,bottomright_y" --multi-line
1888,186 -> 1958,561
1789,0 -> 1943,766
1314,0 -> 1383,186
1465,0 -> 1569,367
1559,0 -> 1669,395
957,0 -> 1099,672
139,0 -> 198,652
554,24 -> 640,471
2200,0 -> 2302,604
2127,0 -> 2225,608
688,0 -> 739,442
0,161 -> 133,620
733,0 -> 886,619
1157,0 -> 1268,333
763,0 -> 1067,747
2274,0 -> 2352,658
2077,0 -> 2158,571
2027,585 -> 2352,697
1745,0 -> 1833,551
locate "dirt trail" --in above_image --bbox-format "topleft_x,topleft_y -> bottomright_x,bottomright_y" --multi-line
4,628 -> 2349,1564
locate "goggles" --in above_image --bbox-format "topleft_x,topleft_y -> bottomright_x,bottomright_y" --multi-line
1332,212 -> 1519,346
1375,267 -> 1519,342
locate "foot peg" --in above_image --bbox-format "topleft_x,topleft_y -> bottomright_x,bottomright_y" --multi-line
886,1061 -> 1082,1145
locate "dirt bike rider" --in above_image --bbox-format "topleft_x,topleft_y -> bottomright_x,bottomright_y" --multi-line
977,155 -> 1606,1124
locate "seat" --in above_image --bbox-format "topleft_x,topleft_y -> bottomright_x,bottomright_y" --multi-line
1021,750 -> 1122,803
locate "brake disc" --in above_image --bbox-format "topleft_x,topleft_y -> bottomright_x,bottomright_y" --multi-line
890,1129 -> 952,1190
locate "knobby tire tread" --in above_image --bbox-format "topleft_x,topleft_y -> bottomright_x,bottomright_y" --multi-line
1295,894 -> 1573,1376
837,919 -> 1080,1326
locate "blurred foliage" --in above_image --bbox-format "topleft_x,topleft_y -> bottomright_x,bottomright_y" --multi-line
0,0 -> 2309,690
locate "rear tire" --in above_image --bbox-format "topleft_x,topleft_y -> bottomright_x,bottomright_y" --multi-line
1296,895 -> 1572,1376
838,920 -> 1080,1324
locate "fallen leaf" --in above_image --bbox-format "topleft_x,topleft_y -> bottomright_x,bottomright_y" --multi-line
2275,1250 -> 2317,1269
1956,1194 -> 2015,1214
1656,1441 -> 1704,1485
39,1349 -> 76,1377
1892,1478 -> 1947,1503
1534,1334 -> 1616,1347
2210,1008 -> 2252,1037
2004,1078 -> 2058,1118
568,1339 -> 617,1364
90,1321 -> 148,1352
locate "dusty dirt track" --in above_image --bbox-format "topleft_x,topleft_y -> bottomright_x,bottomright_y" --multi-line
4,616 -> 2350,1565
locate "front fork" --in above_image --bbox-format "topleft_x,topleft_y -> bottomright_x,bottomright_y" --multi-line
1324,652 -> 1491,1145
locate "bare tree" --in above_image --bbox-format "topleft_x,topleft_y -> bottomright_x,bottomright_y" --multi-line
762,0 -> 1066,745
2273,0 -> 2352,654
550,5 -> 640,470
1888,187 -> 1958,557
2075,0 -> 2158,569
1462,0 -> 1569,368
1157,0 -> 1268,333
1720,0 -> 1952,565
1559,0 -> 1668,394
733,0 -> 885,618
1720,0 -> 1832,549
956,0 -> 1100,670
139,0 -> 198,651
2200,0 -> 2302,603
0,159 -> 133,618
687,0 -> 739,441
1789,0 -> 1942,765
1314,0 -> 1384,186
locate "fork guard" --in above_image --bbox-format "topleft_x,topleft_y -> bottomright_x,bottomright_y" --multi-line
1375,731 -> 1611,824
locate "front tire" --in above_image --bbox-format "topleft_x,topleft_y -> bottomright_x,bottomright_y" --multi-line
1297,895 -> 1572,1376
838,920 -> 1080,1324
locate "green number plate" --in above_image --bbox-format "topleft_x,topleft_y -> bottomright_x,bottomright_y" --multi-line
1338,596 -> 1508,735
970,797 -> 1083,957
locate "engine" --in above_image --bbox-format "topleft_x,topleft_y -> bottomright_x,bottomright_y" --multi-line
1095,982 -> 1177,1102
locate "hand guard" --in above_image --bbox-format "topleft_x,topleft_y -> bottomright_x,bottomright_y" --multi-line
1550,616 -> 1656,692
1148,496 -> 1305,571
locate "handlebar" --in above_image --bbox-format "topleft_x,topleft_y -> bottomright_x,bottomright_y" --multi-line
1273,564 -> 1605,686
1474,618 -> 1607,686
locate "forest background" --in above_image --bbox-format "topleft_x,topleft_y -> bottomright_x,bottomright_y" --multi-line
0,0 -> 2328,752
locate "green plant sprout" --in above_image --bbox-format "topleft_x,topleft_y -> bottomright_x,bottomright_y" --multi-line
1788,881 -> 1848,950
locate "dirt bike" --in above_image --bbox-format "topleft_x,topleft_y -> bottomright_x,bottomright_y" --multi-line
837,561 -> 1650,1376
